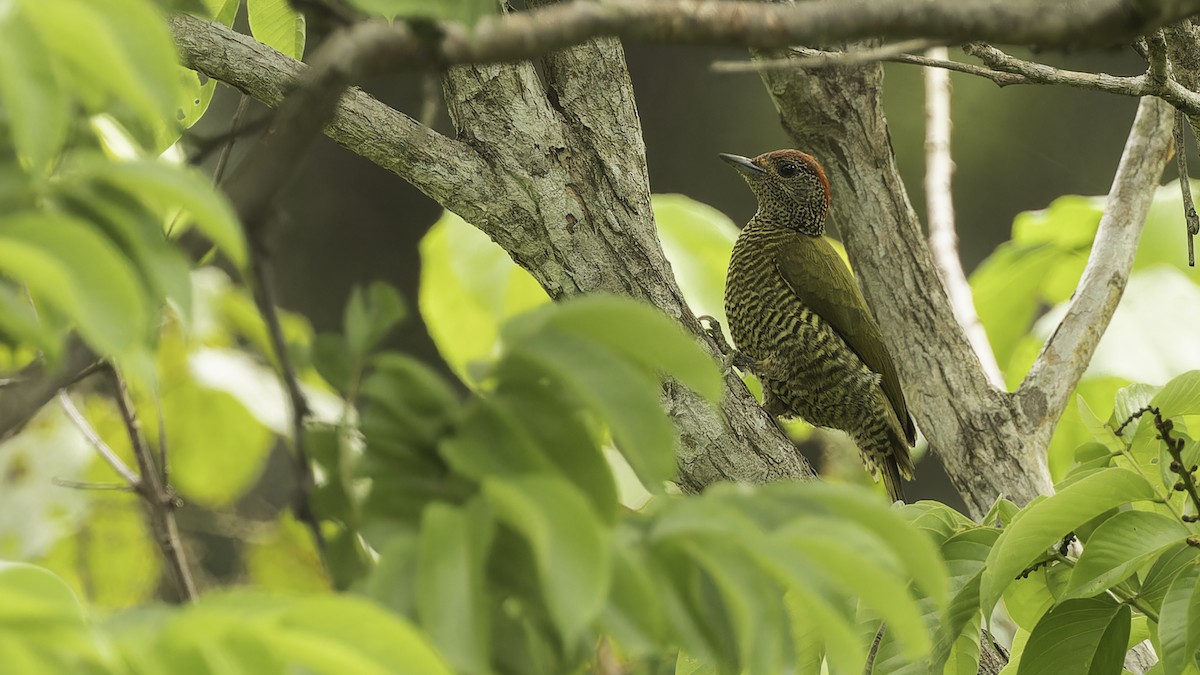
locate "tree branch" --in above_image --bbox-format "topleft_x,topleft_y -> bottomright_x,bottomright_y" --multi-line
1016,96 -> 1174,448
962,42 -> 1200,116
174,0 -> 1200,80
923,46 -> 1004,388
0,336 -> 100,441
106,365 -> 198,602
449,0 -> 1200,61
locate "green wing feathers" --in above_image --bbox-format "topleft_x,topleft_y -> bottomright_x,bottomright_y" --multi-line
774,236 -> 917,446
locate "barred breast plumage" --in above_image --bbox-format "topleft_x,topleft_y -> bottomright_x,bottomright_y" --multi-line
720,150 -> 916,501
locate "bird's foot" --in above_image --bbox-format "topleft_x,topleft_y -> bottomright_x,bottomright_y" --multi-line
698,316 -> 761,375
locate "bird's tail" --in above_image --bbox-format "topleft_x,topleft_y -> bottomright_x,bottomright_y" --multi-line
879,455 -> 907,503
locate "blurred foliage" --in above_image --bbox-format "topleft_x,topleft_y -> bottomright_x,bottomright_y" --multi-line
970,181 -> 1200,482
3,1 -> 1200,675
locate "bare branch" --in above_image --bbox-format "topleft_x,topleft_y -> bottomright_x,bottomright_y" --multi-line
172,0 -> 1200,80
107,365 -> 198,602
964,42 -> 1200,116
712,39 -> 938,72
923,47 -> 1004,389
1176,110 -> 1199,266
58,392 -> 140,486
1017,96 -> 1174,446
714,46 -> 1024,85
250,258 -> 326,554
0,337 -> 100,441
451,0 -> 1200,61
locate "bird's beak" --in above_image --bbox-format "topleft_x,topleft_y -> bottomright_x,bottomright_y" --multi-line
719,153 -> 767,176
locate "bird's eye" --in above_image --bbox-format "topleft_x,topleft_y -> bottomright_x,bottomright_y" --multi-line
777,162 -> 798,177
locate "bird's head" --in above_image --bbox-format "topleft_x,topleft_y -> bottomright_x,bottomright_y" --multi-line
720,149 -> 830,236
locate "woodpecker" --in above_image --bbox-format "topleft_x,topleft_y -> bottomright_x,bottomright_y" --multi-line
717,149 -> 916,501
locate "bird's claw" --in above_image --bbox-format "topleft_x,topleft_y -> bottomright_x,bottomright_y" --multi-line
699,315 -> 733,355
699,315 -> 760,375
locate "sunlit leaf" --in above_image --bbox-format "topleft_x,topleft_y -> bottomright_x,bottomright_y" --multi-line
1062,510 -> 1188,601
1017,596 -> 1129,675
1158,562 -> 1200,675
246,0 -> 305,58
980,468 -> 1157,616
417,499 -> 492,675
483,475 -> 611,644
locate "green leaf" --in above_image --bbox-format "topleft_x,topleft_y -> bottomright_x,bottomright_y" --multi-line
678,535 -> 789,674
274,594 -> 455,675
0,9 -> 68,174
244,514 -> 329,593
782,518 -> 931,661
971,244 -> 1062,371
0,562 -> 103,671
163,373 -> 275,508
0,212 -> 149,356
312,334 -> 354,395
492,388 -> 619,524
652,194 -> 739,325
601,536 -> 666,657
1151,371 -> 1200,419
178,66 -> 218,130
246,0 -> 306,58
1159,561 -> 1200,675
0,283 -> 59,356
89,159 -> 248,268
439,397 -> 552,479
418,210 -> 549,385
980,468 -> 1158,616
56,180 -> 193,318
201,0 -> 241,24
1063,510 -> 1189,601
900,500 -> 978,544
513,295 -> 723,403
483,475 -> 611,644
505,329 -> 678,490
417,499 -> 493,675
772,483 -> 949,608
1017,596 -> 1129,675
343,282 -> 407,361
928,528 -> 1001,674
1141,544 -> 1200,611
361,353 -> 460,452
1110,383 -> 1160,437
24,0 -> 182,148
1076,395 -> 1125,454
345,0 -> 493,23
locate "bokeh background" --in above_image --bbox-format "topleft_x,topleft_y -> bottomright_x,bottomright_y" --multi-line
198,40 -> 1154,506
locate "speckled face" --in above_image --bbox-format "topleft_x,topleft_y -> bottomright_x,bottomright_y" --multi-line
721,149 -> 831,235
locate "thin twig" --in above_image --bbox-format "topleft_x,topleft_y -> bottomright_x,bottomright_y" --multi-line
419,73 -> 441,127
713,45 -> 1026,86
715,39 -> 937,71
212,94 -> 253,184
57,391 -> 140,485
106,365 -> 197,602
1115,405 -> 1200,519
52,478 -> 135,492
1159,414 -> 1200,518
1175,110 -> 1199,267
964,42 -> 1200,117
922,46 -> 1004,389
155,390 -> 170,485
249,258 -> 326,553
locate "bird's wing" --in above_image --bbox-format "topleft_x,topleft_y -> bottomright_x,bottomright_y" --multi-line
775,235 -> 916,444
